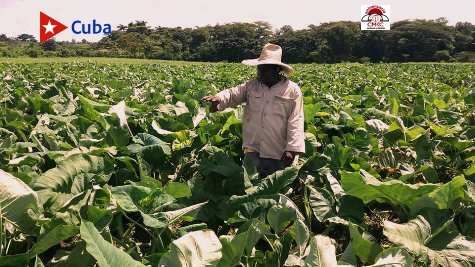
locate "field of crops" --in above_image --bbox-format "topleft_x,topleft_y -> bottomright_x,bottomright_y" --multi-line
0,59 -> 474,266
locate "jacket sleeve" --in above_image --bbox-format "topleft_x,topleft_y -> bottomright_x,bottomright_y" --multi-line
215,81 -> 250,111
285,88 -> 305,153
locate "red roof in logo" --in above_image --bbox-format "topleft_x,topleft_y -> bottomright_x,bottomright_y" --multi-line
367,8 -> 383,15
40,12 -> 68,43
365,5 -> 386,16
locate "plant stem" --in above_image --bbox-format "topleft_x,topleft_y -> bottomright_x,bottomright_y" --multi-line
122,211 -> 159,240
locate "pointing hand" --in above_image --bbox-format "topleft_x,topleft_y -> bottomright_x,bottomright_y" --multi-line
202,95 -> 220,112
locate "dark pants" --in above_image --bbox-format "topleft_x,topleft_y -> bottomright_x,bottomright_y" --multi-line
243,152 -> 289,179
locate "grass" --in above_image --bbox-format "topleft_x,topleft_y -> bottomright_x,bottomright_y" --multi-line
0,57 -> 233,65
0,57 -> 472,66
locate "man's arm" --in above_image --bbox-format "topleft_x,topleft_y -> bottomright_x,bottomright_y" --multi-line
285,89 -> 305,154
214,81 -> 250,111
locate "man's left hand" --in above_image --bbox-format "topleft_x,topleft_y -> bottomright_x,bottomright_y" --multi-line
281,151 -> 298,167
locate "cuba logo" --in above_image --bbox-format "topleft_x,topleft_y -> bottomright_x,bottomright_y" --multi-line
40,12 -> 111,43
72,20 -> 112,35
360,5 -> 390,31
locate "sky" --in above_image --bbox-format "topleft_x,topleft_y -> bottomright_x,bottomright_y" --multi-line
0,0 -> 474,42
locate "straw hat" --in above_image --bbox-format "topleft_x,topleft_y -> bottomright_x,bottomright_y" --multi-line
241,43 -> 293,74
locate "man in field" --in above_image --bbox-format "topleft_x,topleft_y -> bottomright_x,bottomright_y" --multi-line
202,43 -> 305,178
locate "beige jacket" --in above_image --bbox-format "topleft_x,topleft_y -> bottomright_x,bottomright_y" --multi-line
215,78 -> 305,160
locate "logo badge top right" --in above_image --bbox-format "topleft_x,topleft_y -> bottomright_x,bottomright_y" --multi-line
361,5 -> 390,30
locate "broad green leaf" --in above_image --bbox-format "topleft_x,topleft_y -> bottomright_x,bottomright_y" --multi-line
0,254 -> 29,267
158,101 -> 189,116
111,185 -> 173,228
465,163 -> 475,177
217,219 -> 269,267
349,223 -> 382,264
337,243 -> 358,266
433,98 -> 447,109
339,195 -> 365,222
322,170 -> 344,198
304,132 -> 322,156
111,184 -> 152,212
141,212 -> 167,228
105,125 -> 130,147
30,225 -> 79,256
176,223 -> 208,236
285,254 -> 304,267
464,92 -> 475,105
158,230 -> 222,267
219,113 -> 240,134
304,103 -> 321,124
0,169 -> 39,233
389,96 -> 399,115
429,122 -> 461,137
112,184 -> 204,228
410,175 -> 467,215
0,127 -> 17,148
307,184 -> 335,222
413,94 -> 427,116
0,225 -> 79,265
164,182 -> 192,198
302,153 -> 330,173
383,121 -> 405,143
192,107 -> 206,128
456,207 -> 475,238
199,146 -> 242,178
78,95 -> 109,129
152,119 -> 175,135
128,133 -> 171,159
290,219 -> 310,256
161,201 -> 208,222
230,167 -> 299,204
341,170 -> 438,213
421,164 -> 439,183
277,194 -> 305,221
108,100 -> 131,130
267,205 -> 297,233
78,94 -> 110,112
152,120 -> 197,151
49,241 -> 95,267
32,154 -> 107,192
383,216 -> 432,252
413,134 -> 432,162
406,125 -> 426,141
325,142 -> 352,171
383,215 -> 475,266
83,205 -> 113,231
365,247 -> 414,267
8,153 -> 43,166
80,221 -> 145,267
303,235 -> 338,267
365,119 -> 389,133
241,155 -> 258,188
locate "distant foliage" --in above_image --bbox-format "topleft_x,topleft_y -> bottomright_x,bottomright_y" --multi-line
0,18 -> 474,62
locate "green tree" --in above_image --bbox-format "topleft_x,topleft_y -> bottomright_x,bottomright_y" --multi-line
0,34 -> 10,42
16,34 -> 37,42
40,39 -> 58,51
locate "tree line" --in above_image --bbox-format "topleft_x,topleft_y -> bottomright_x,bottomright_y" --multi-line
0,17 -> 474,63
